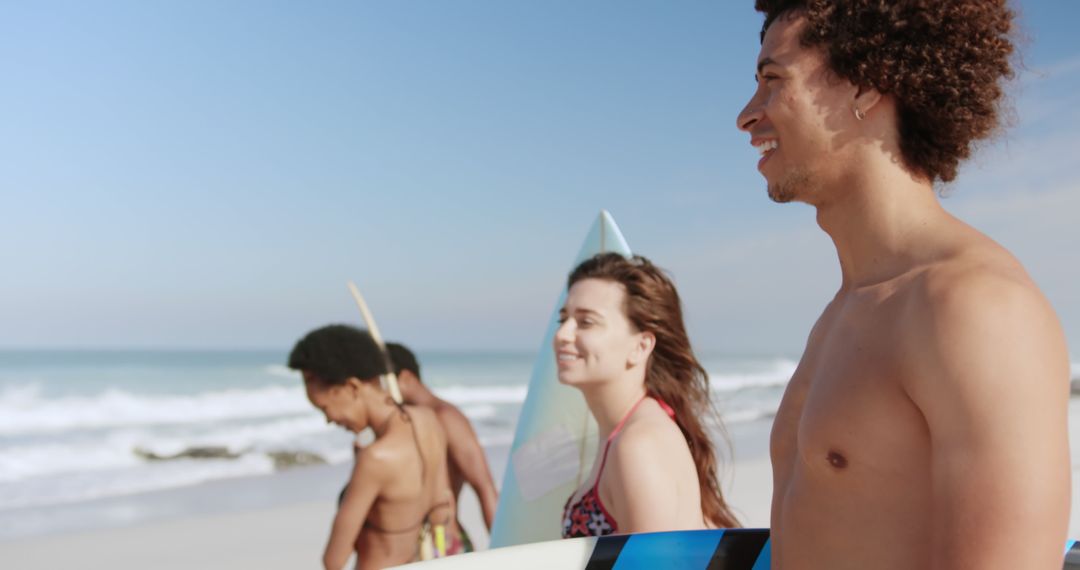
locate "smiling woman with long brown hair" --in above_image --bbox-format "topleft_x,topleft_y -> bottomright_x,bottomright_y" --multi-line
557,253 -> 739,537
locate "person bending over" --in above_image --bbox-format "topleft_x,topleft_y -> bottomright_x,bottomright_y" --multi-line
386,342 -> 499,538
289,325 -> 465,570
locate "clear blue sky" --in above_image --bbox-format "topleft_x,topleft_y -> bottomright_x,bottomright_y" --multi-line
2,1 -> 1078,355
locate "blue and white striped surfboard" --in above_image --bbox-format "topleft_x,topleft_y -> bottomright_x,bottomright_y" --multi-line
582,529 -> 771,570
393,529 -> 769,569
395,529 -> 1080,569
1066,539 -> 1080,568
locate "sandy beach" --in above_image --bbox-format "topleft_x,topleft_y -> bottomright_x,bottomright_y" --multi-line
0,419 -> 769,569
2,405 -> 1078,569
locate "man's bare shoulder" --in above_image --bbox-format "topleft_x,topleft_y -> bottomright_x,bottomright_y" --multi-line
431,400 -> 469,426
911,239 -> 1049,330
925,232 -> 1033,291
427,400 -> 481,443
898,237 -> 1068,394
406,403 -> 440,426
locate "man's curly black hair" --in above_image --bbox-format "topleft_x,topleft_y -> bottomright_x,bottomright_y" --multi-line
757,0 -> 1015,183
288,324 -> 388,385
386,342 -> 422,382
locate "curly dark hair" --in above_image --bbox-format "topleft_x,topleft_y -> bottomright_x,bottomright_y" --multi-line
756,0 -> 1015,183
386,342 -> 422,381
287,324 -> 388,385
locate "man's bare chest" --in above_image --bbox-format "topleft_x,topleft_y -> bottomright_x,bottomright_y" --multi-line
772,295 -> 928,477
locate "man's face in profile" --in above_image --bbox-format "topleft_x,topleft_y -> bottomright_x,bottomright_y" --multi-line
737,11 -> 858,204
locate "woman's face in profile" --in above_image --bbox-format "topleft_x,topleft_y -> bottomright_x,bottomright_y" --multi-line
303,372 -> 364,433
554,278 -> 641,386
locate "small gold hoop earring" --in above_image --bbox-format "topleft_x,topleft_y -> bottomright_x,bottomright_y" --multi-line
854,107 -> 865,121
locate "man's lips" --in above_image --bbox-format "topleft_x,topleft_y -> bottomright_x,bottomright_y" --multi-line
751,136 -> 778,156
751,137 -> 778,171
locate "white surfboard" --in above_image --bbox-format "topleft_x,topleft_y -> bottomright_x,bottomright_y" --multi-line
347,281 -> 404,405
488,210 -> 632,548
393,529 -> 1080,570
392,529 -> 773,570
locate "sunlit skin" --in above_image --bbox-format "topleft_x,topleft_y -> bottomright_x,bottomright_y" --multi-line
396,371 -> 500,530
554,278 -> 705,532
736,12 -> 1071,570
304,372 -> 460,570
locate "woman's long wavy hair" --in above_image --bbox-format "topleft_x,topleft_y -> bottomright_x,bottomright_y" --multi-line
569,252 -> 740,528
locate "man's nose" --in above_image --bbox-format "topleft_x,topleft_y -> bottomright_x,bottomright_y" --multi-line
737,95 -> 763,132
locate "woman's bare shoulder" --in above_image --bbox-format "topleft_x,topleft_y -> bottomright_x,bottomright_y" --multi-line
613,403 -> 688,467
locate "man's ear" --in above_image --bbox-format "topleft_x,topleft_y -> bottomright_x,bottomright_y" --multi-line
628,331 -> 656,367
853,84 -> 884,120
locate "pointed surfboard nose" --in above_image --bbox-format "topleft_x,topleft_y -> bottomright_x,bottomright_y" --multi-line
490,210 -> 633,549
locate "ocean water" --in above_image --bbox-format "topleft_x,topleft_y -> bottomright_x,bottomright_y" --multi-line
0,349 -> 800,538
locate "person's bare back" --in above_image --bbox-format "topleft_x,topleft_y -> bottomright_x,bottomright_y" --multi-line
388,343 -> 500,531
432,403 -> 493,504
348,405 -> 459,569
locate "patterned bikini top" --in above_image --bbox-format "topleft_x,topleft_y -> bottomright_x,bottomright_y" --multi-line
561,395 -> 676,538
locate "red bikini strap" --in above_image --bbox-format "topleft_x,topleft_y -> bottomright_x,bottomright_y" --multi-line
607,396 -> 649,443
593,395 -> 649,490
653,397 -> 676,419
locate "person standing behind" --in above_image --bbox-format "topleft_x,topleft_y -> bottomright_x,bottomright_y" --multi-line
736,2 -> 1070,568
290,325 -> 465,570
557,253 -> 739,537
385,342 -> 500,538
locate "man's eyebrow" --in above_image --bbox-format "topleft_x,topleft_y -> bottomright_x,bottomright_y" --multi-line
757,57 -> 778,75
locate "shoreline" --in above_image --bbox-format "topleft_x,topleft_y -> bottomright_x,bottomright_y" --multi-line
1,410 -> 1076,568
0,417 -> 774,544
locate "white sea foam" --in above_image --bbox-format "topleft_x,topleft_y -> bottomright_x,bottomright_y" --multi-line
0,416 -> 345,485
721,408 -> 778,425
460,404 -> 499,421
708,359 -> 797,392
0,353 -> 800,518
0,384 -> 311,436
433,385 -> 528,405
264,364 -> 298,379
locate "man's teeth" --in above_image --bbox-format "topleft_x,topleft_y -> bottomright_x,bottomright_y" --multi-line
754,140 -> 778,156
558,354 -> 578,361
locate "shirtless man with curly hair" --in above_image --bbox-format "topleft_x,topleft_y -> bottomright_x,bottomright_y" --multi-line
736,1 -> 1071,568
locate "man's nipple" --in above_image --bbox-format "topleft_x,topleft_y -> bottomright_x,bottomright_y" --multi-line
826,450 -> 848,469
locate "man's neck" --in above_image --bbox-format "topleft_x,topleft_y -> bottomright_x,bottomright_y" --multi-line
401,381 -> 439,407
814,155 -> 946,289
